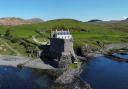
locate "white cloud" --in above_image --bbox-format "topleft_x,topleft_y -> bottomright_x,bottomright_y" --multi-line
122,16 -> 127,19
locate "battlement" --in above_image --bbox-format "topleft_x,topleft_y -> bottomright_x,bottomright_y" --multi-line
51,30 -> 72,39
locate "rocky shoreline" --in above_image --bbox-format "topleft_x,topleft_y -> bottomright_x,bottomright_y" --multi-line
1,43 -> 128,89
50,77 -> 91,89
51,43 -> 128,89
49,61 -> 92,89
0,55 -> 55,69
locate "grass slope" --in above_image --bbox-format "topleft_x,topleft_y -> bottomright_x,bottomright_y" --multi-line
0,19 -> 128,46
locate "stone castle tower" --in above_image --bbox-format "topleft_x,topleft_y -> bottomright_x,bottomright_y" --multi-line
41,30 -> 77,68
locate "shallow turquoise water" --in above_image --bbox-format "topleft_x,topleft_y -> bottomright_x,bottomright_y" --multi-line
81,55 -> 128,89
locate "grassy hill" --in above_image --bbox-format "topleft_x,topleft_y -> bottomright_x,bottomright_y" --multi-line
0,18 -> 128,46
0,18 -> 128,56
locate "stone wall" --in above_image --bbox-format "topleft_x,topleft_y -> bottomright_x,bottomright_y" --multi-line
64,39 -> 74,54
41,38 -> 77,68
50,38 -> 75,58
50,38 -> 74,54
50,38 -> 64,54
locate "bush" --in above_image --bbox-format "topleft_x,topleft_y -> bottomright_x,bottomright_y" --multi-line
69,63 -> 78,69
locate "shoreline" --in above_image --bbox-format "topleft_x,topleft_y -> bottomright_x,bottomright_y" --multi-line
0,55 -> 55,69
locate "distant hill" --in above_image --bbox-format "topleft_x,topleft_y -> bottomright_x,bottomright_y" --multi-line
0,17 -> 44,26
0,17 -> 24,21
43,19 -> 86,30
26,18 -> 44,23
88,19 -> 102,22
1,18 -> 128,33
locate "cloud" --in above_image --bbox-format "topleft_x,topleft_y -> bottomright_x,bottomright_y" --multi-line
122,16 -> 127,19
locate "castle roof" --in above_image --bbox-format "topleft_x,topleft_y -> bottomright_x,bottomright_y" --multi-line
53,30 -> 70,35
51,30 -> 72,39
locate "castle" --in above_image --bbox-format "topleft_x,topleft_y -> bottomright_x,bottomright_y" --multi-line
41,30 -> 77,68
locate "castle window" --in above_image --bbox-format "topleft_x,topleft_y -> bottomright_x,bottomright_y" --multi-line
66,32 -> 69,35
63,32 -> 65,35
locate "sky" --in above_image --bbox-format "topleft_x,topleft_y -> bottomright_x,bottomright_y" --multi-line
0,0 -> 127,21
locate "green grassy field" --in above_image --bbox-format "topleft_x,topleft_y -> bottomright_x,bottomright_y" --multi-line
0,38 -> 17,55
0,19 -> 128,56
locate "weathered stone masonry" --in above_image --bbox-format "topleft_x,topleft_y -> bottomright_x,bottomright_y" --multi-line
41,30 -> 77,68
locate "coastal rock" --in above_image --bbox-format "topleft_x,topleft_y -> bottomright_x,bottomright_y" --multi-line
58,53 -> 74,68
55,69 -> 78,84
50,64 -> 91,89
101,43 -> 128,54
80,44 -> 100,57
50,77 -> 91,89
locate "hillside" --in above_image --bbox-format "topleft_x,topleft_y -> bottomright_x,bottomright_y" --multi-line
87,18 -> 128,32
26,18 -> 44,23
0,18 -> 128,44
0,17 -> 44,26
0,18 -> 128,56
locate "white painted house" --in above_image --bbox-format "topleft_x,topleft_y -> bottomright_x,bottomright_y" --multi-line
51,30 -> 72,39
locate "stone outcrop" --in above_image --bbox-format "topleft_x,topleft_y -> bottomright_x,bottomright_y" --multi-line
49,63 -> 91,89
50,77 -> 91,89
79,44 -> 101,58
58,53 -> 73,68
101,43 -> 128,54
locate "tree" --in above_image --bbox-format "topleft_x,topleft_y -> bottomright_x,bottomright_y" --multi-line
4,28 -> 12,38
